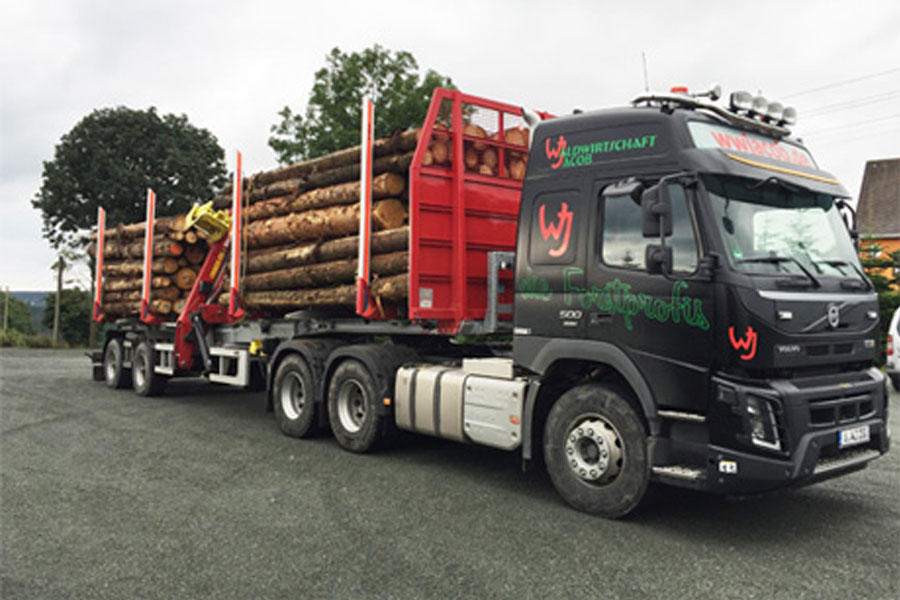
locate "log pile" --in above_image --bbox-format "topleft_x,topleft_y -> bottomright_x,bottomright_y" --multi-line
422,123 -> 530,179
92,120 -> 531,319
222,128 -> 421,316
93,214 -> 206,318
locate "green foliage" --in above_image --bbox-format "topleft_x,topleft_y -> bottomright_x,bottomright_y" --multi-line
269,45 -> 454,164
1,293 -> 35,335
42,288 -> 91,347
33,107 -> 227,251
0,330 -> 62,348
860,243 -> 900,365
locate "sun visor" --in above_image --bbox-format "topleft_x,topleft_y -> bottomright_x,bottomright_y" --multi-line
683,121 -> 849,197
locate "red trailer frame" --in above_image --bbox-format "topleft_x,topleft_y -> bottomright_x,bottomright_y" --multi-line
405,88 -> 552,333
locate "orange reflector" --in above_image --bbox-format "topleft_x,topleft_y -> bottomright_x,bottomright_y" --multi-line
510,415 -> 520,425
670,86 -> 689,94
383,397 -> 391,406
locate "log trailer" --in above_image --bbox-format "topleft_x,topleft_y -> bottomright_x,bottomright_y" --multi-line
89,86 -> 890,517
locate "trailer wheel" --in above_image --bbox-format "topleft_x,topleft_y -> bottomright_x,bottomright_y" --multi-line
327,359 -> 385,453
543,383 -> 649,518
272,354 -> 320,438
132,340 -> 166,397
103,338 -> 131,389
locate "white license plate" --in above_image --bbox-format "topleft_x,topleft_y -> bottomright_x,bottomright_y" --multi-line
838,424 -> 870,448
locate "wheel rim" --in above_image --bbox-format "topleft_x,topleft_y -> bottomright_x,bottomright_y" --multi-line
336,379 -> 367,433
280,372 -> 307,420
133,348 -> 146,389
564,414 -> 623,485
104,343 -> 120,383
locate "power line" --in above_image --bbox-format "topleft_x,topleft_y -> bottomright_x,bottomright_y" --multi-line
782,67 -> 900,98
803,90 -> 900,116
802,113 -> 900,136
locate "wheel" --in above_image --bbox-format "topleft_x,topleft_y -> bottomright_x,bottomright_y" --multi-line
327,359 -> 387,453
543,383 -> 650,518
132,340 -> 166,397
891,374 -> 900,393
103,338 -> 131,389
272,354 -> 320,438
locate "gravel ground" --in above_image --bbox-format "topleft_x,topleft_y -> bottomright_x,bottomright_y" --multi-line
1,348 -> 898,599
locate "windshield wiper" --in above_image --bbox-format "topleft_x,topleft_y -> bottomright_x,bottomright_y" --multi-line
736,256 -> 822,288
813,258 -> 872,290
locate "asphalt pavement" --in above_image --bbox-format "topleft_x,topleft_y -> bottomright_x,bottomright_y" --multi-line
1,348 -> 898,599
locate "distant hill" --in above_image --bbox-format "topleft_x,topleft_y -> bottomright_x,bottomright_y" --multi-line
10,291 -> 51,333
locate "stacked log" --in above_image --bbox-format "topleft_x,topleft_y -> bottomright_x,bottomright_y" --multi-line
93,217 -> 206,319
422,122 -> 529,179
91,120 -> 532,319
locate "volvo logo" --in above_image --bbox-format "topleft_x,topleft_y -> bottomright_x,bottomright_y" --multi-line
827,303 -> 841,329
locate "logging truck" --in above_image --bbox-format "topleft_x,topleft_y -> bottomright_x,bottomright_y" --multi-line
89,86 -> 890,517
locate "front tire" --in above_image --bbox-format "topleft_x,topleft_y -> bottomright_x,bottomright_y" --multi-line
103,338 -> 131,389
543,383 -> 649,518
272,354 -> 319,438
327,359 -> 386,453
132,340 -> 166,397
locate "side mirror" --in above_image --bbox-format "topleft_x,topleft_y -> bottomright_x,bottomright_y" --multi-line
641,184 -> 673,238
645,245 -> 673,275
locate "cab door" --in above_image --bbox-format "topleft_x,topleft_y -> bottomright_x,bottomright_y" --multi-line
581,180 -> 715,411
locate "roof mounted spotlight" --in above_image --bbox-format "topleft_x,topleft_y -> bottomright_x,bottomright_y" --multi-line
781,106 -> 798,126
729,91 -> 753,112
750,95 -> 769,116
765,102 -> 784,123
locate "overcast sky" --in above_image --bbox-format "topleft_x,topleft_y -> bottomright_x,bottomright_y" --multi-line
2,0 -> 898,290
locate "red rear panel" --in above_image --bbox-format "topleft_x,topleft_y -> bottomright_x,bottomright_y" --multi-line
408,89 -> 547,334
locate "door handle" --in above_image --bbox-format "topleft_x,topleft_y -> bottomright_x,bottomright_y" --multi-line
589,311 -> 612,325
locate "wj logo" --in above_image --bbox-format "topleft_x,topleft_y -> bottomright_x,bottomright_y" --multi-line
539,202 -> 574,258
545,135 -> 567,169
728,326 -> 758,361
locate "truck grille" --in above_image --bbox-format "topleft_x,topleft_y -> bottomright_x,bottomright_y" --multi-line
808,393 -> 875,427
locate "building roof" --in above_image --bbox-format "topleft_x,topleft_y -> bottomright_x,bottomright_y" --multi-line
857,158 -> 900,237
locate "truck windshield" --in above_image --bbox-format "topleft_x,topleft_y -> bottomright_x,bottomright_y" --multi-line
704,175 -> 863,281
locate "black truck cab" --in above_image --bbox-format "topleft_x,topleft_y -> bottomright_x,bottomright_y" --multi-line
513,91 -> 889,500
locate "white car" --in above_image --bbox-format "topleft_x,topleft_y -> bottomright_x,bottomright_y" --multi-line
888,306 -> 900,392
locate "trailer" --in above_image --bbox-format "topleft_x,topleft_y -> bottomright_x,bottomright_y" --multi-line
90,86 -> 890,517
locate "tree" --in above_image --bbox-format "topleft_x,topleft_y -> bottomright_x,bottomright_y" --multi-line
32,107 -> 227,251
860,242 -> 900,366
42,288 -> 91,347
1,293 -> 35,335
269,45 -> 454,164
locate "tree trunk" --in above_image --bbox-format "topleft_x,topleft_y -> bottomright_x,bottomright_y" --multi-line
103,257 -> 179,277
247,172 -> 405,222
241,273 -> 407,310
100,237 -> 183,259
244,251 -> 408,291
104,276 -> 171,292
102,298 -> 171,317
213,152 -> 415,209
244,129 -> 420,189
245,199 -> 407,249
174,267 -> 197,290
92,215 -> 180,241
246,227 -> 408,274
184,244 -> 206,265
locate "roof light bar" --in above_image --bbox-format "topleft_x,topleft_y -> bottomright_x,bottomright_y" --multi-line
781,106 -> 798,126
766,102 -> 784,122
751,95 -> 769,116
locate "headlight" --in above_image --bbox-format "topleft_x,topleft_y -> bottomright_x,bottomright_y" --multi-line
745,395 -> 782,451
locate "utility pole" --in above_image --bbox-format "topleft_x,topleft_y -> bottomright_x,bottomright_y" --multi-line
52,256 -> 65,345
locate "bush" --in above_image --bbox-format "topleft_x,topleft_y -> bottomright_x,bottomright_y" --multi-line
0,329 -> 69,349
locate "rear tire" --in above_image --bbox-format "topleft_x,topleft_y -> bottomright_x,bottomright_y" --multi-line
272,354 -> 319,438
543,383 -> 649,518
103,338 -> 131,389
132,340 -> 166,397
891,374 -> 900,393
327,359 -> 386,453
